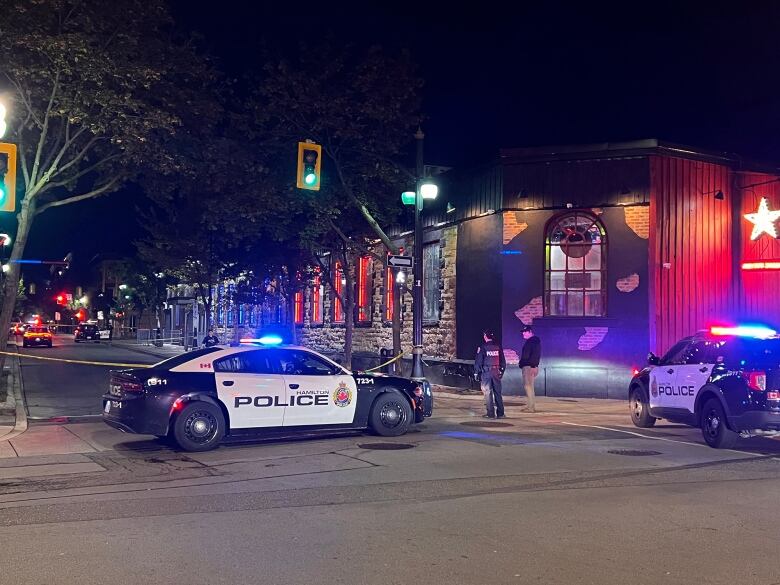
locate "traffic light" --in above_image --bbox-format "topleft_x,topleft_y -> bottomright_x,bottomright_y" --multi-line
55,294 -> 65,305
0,143 -> 17,213
296,141 -> 321,191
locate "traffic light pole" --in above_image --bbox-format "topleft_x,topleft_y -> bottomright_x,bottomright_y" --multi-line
411,128 -> 425,379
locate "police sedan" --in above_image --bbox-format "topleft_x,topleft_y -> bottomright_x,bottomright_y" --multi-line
102,342 -> 434,451
629,325 -> 780,448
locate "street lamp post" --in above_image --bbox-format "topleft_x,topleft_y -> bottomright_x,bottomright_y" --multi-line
411,128 -> 425,379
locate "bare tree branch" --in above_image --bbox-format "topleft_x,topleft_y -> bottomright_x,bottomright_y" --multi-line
5,75 -> 42,128
31,70 -> 61,185
49,132 -> 101,178
38,153 -> 121,194
34,175 -> 121,216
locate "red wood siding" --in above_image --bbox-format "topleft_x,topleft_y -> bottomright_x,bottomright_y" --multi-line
649,156 -> 736,354
739,173 -> 780,325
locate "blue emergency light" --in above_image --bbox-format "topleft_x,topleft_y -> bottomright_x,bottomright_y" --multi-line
240,334 -> 284,346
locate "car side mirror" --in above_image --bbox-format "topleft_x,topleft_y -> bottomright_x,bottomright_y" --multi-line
647,352 -> 660,366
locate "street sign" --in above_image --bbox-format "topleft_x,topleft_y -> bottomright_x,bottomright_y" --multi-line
54,312 -> 61,322
388,255 -> 413,268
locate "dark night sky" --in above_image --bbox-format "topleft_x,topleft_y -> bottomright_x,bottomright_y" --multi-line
20,1 -> 780,282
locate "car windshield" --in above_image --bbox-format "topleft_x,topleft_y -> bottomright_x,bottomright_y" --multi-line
716,338 -> 780,369
27,327 -> 48,333
153,347 -> 221,370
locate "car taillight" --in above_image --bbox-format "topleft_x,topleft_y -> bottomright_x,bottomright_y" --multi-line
120,380 -> 143,393
767,391 -> 780,400
745,371 -> 767,392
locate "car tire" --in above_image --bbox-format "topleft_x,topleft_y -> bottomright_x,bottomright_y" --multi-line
701,398 -> 737,449
369,392 -> 412,437
22,341 -> 28,348
46,342 -> 52,348
171,402 -> 224,452
629,387 -> 656,428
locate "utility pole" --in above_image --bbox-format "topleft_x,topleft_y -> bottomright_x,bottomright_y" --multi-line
411,128 -> 425,379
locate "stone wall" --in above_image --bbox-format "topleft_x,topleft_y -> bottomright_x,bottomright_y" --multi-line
300,225 -> 458,360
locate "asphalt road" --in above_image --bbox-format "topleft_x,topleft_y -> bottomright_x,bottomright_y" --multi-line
16,334 -> 160,419
2,393 -> 780,585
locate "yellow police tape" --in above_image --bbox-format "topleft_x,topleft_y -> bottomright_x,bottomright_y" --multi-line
0,350 -> 152,369
364,350 -> 405,373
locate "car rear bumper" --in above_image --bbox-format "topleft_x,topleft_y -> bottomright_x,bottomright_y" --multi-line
729,409 -> 780,432
101,393 -> 171,436
23,338 -> 51,346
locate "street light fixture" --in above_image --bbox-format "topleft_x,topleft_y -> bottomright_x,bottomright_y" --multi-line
420,181 -> 438,200
0,102 -> 7,139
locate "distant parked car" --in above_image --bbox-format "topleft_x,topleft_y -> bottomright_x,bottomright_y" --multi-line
9,322 -> 25,336
75,324 -> 100,342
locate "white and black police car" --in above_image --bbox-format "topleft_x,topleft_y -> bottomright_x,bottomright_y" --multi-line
629,325 -> 780,448
102,336 -> 434,451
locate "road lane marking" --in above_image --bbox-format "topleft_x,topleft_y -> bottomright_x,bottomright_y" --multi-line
559,420 -> 763,457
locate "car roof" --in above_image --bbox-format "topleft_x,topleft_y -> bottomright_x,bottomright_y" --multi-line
167,344 -> 349,373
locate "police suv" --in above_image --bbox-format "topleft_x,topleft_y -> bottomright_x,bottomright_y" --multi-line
102,341 -> 434,452
629,326 -> 780,448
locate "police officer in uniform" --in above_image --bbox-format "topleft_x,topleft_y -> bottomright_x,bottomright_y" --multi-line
474,329 -> 506,418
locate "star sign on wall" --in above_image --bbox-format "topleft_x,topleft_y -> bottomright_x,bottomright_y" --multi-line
745,197 -> 780,240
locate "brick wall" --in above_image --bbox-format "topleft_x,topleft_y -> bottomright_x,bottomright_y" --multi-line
300,225 -> 458,360
624,205 -> 649,239
503,211 -> 529,245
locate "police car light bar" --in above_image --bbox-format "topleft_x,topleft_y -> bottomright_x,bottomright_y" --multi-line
709,325 -> 778,339
239,335 -> 284,346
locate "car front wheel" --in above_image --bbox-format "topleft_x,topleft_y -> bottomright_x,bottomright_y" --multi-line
369,392 -> 412,437
629,387 -> 656,428
171,402 -> 224,452
701,398 -> 737,449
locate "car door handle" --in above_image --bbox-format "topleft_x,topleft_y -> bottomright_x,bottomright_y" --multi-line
667,369 -> 674,374
289,384 -> 300,390
222,381 -> 234,387
699,367 -> 708,373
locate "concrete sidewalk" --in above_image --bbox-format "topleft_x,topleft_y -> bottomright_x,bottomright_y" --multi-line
108,342 -> 186,360
432,385 -> 628,416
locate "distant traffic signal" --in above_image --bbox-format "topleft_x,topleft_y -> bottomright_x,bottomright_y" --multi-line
56,294 -> 65,305
0,143 -> 16,213
296,141 -> 321,191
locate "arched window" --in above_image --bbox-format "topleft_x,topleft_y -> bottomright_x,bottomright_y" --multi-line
545,211 -> 607,317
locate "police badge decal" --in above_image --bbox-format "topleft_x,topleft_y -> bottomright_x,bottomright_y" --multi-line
651,378 -> 659,398
333,382 -> 352,407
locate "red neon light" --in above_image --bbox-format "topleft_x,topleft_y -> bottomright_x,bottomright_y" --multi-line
311,276 -> 322,324
294,291 -> 303,324
385,265 -> 394,322
358,256 -> 370,323
334,262 -> 344,323
742,261 -> 780,270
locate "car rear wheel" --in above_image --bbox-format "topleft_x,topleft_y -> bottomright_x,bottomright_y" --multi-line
701,398 -> 737,449
22,341 -> 28,348
172,402 -> 224,452
629,387 -> 656,428
369,392 -> 412,437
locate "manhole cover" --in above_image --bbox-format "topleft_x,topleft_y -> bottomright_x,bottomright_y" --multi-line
607,449 -> 662,456
461,421 -> 513,428
357,443 -> 415,450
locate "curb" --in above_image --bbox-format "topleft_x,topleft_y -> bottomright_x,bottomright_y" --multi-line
0,346 -> 28,442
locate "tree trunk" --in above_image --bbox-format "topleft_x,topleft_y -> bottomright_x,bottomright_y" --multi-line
0,199 -> 35,372
391,268 -> 402,375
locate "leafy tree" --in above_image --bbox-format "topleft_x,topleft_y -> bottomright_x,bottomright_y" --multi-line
248,43 -> 422,367
0,0 -> 220,364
